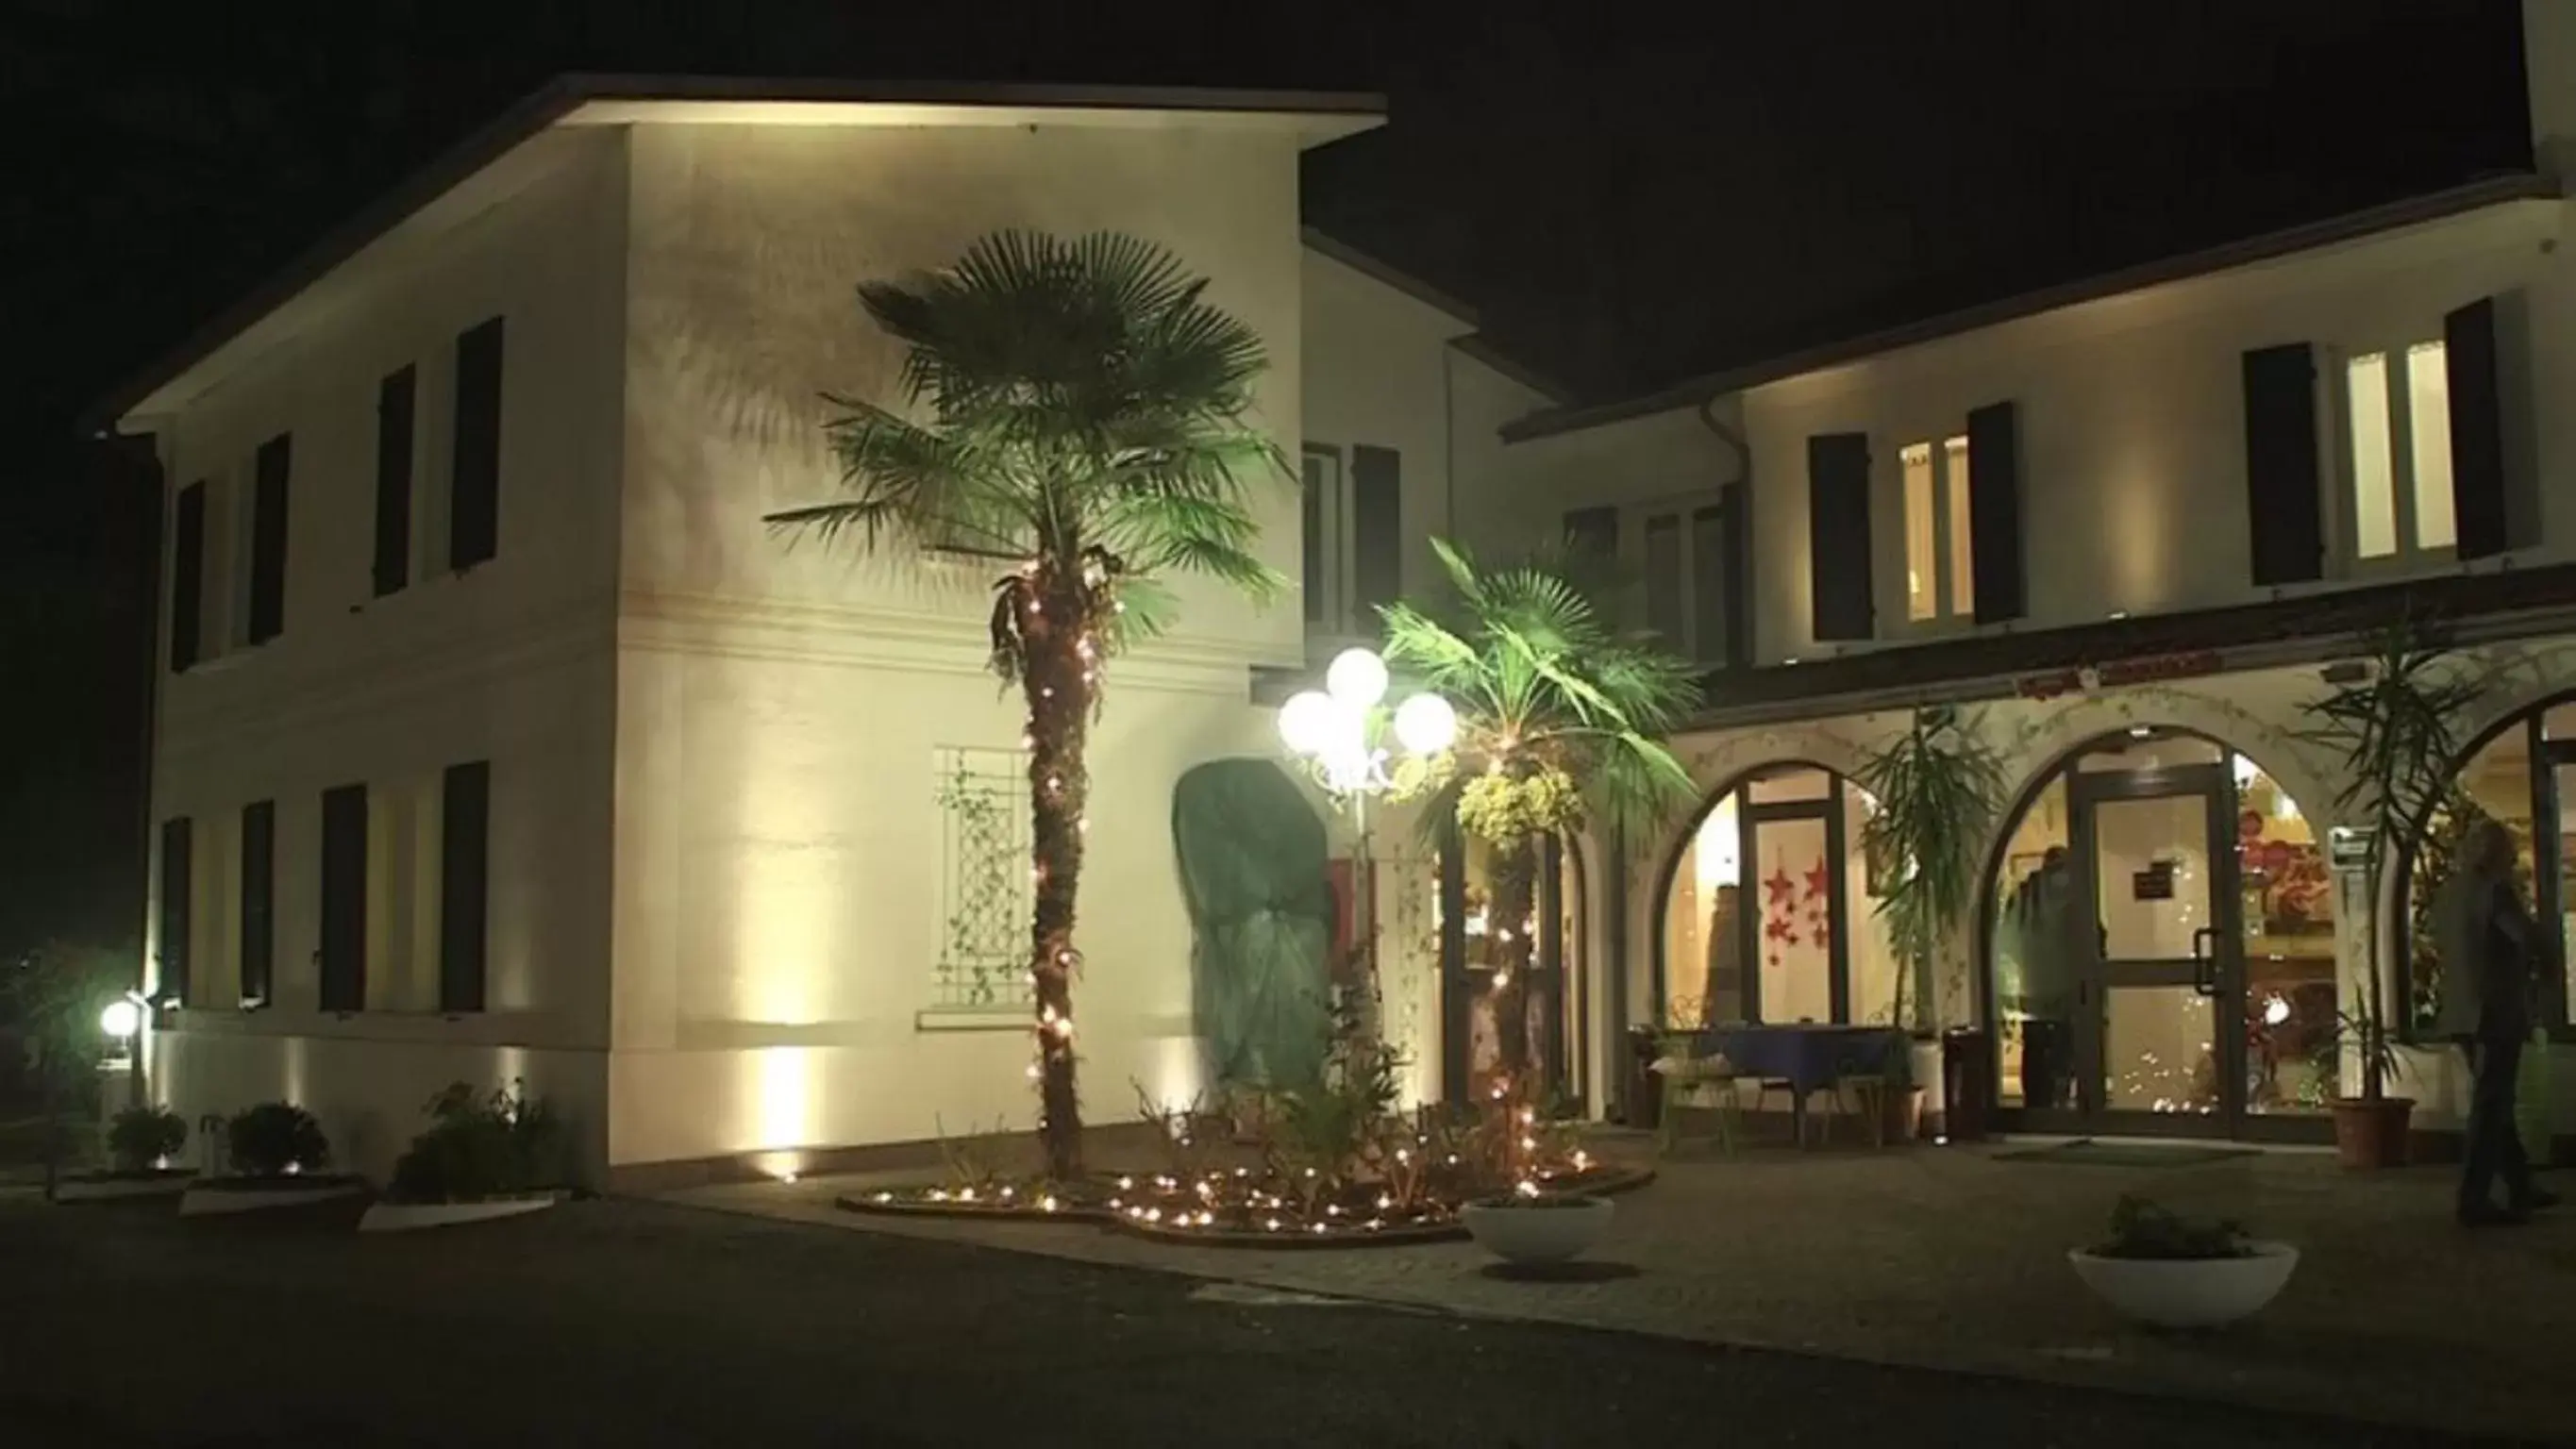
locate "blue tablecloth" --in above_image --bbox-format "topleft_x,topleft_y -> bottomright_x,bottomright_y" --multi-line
1696,1024 -> 1905,1098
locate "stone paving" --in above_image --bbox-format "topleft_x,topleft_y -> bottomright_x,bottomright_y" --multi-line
666,1133 -> 2576,1441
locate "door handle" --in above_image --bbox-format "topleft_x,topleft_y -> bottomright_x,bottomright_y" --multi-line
2190,925 -> 2218,997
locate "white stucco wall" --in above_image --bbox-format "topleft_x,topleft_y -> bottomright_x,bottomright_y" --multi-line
1740,198 -> 2569,665
605,117 -> 1314,1170
138,127 -> 631,1180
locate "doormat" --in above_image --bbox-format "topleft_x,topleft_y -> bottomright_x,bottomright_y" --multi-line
1995,1140 -> 2258,1168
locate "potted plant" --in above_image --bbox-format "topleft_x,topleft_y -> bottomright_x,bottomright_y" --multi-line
2068,1194 -> 2299,1329
1461,1187 -> 1617,1265
362,1079 -> 566,1232
180,1102 -> 365,1215
1856,706 -> 2008,1141
2298,620 -> 2484,1168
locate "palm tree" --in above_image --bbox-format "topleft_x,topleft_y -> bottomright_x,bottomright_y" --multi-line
768,231 -> 1284,1183
1380,540 -> 1701,1091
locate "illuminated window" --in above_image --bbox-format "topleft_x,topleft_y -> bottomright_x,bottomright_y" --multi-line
1900,435 -> 1973,624
930,746 -> 1033,1014
2344,341 -> 2453,562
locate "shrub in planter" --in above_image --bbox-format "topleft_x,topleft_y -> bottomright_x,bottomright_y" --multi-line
2068,1195 -> 2298,1329
389,1079 -> 561,1203
227,1102 -> 329,1177
107,1106 -> 189,1173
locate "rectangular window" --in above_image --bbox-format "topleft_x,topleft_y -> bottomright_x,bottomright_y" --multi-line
170,482 -> 207,673
449,316 -> 503,571
929,747 -> 1033,1014
1350,445 -> 1402,621
2344,341 -> 2456,563
1901,442 -> 1937,621
319,783 -> 369,1013
2347,352 -> 2398,558
439,761 -> 490,1013
248,433 -> 291,643
2405,341 -> 2457,550
1899,436 -> 1975,625
239,801 -> 274,1006
1943,434 -> 1974,617
374,365 -> 416,596
158,817 -> 192,1006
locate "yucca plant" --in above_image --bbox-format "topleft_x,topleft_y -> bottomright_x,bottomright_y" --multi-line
2297,617 -> 2485,1103
768,231 -> 1287,1181
1854,707 -> 2008,1044
1379,539 -> 1701,1090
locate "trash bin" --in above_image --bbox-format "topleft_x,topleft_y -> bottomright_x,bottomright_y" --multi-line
1940,1026 -> 1994,1142
1625,1025 -> 1664,1130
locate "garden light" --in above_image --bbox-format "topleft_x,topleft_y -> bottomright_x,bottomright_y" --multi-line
99,999 -> 140,1041
1325,645 -> 1389,708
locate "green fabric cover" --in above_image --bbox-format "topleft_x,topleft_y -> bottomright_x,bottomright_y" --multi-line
1172,758 -> 1332,1092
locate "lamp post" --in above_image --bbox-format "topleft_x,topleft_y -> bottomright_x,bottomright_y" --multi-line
1278,646 -> 1458,1043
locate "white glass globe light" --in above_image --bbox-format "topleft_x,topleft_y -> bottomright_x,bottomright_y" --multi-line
1277,691 -> 1338,756
99,999 -> 141,1040
1392,692 -> 1458,756
1325,647 -> 1389,709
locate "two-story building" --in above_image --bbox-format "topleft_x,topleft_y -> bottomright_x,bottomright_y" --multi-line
101,77 -> 1421,1187
1411,0 -> 2576,1152
100,4 -> 2576,1182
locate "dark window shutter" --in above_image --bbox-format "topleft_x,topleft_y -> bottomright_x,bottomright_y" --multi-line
170,483 -> 206,672
1965,400 -> 2026,624
240,801 -> 274,1005
2241,343 -> 2324,586
440,761 -> 491,1014
1691,497 -> 1739,667
2446,296 -> 2509,560
374,365 -> 416,595
1806,433 -> 1874,641
1562,506 -> 1618,560
319,784 -> 369,1013
248,433 -> 291,643
1644,513 -> 1683,643
1299,450 -> 1330,625
1350,444 -> 1401,616
157,817 -> 192,1005
450,316 -> 504,570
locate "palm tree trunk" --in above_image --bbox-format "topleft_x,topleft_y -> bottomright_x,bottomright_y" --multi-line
1489,840 -> 1539,1084
1024,569 -> 1093,1182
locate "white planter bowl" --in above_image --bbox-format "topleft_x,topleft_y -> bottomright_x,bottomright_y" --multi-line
360,1194 -> 558,1234
2068,1242 -> 2300,1329
1461,1195 -> 1615,1264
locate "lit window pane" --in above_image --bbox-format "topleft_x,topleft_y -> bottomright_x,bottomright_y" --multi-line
1902,442 -> 1935,621
1945,435 -> 1974,617
2347,353 -> 2396,559
2406,341 -> 2455,551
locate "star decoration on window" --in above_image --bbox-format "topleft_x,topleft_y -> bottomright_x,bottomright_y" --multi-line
1765,868 -> 1798,909
1804,860 -> 1832,900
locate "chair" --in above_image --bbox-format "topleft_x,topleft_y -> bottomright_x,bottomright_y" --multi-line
1836,1074 -> 1891,1149
1652,1035 -> 1741,1156
1754,1076 -> 1871,1146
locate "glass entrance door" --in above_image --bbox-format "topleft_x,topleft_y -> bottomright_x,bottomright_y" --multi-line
2069,763 -> 2242,1136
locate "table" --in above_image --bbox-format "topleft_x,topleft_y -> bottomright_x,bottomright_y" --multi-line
1696,1024 -> 1906,1148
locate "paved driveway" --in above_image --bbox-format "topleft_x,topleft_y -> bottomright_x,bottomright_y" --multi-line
0,1186 -> 2500,1447
671,1138 -> 2576,1441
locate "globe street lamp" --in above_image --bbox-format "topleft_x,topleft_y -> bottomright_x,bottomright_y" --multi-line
1279,646 -> 1458,1040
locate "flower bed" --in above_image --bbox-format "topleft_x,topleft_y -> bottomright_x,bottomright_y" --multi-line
840,1159 -> 1652,1248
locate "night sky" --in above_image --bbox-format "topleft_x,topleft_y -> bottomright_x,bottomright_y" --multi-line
0,0 -> 2534,958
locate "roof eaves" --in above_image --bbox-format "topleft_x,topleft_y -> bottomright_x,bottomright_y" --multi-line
1499,172 -> 2563,444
